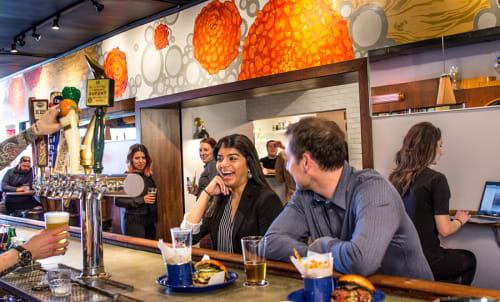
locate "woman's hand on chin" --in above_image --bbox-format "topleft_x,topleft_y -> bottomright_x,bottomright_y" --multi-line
206,176 -> 231,196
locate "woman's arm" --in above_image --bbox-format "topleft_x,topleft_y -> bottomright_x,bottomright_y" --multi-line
114,195 -> 145,209
435,210 -> 471,237
185,175 -> 228,224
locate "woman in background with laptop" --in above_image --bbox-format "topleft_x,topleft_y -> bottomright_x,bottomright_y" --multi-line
389,122 -> 476,285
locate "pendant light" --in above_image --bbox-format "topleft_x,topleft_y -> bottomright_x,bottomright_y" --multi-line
436,36 -> 456,106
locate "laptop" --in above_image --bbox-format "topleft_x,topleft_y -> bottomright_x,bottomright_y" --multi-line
468,181 -> 500,224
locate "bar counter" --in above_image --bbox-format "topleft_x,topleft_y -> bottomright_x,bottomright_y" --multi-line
2,224 -> 500,301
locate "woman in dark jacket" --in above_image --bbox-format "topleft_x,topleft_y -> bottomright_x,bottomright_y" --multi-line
389,122 -> 476,285
181,134 -> 283,253
115,144 -> 157,239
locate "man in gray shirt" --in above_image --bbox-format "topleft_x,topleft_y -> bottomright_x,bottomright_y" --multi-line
265,117 -> 433,280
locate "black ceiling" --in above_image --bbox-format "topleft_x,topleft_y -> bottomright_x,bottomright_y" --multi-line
0,0 -> 203,80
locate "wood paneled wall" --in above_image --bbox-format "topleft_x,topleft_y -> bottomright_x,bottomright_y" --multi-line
139,108 -> 183,242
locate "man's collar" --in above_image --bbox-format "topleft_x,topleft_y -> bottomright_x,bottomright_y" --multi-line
312,161 -> 351,210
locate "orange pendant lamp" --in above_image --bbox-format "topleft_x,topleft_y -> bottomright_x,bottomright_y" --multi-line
436,36 -> 456,106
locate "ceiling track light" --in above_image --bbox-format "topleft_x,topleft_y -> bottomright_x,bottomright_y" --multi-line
32,28 -> 41,41
52,16 -> 60,30
90,0 -> 104,12
10,42 -> 18,53
16,35 -> 26,47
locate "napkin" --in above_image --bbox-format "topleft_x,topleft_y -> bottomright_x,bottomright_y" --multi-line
290,250 -> 333,278
158,239 -> 191,265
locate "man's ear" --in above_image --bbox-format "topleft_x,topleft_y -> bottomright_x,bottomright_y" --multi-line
302,152 -> 312,172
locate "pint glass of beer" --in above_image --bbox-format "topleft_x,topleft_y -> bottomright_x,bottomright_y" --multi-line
44,211 -> 69,247
241,236 -> 268,287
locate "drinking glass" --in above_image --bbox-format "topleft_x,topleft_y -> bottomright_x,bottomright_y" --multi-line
47,268 -> 71,297
170,227 -> 192,262
241,236 -> 268,287
44,212 -> 69,248
147,187 -> 157,200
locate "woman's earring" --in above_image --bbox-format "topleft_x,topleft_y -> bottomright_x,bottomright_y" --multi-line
247,171 -> 253,179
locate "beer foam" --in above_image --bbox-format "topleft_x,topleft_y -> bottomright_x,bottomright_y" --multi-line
45,211 -> 69,223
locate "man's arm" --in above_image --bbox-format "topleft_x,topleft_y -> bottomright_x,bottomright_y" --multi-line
1,170 -> 18,192
309,179 -> 400,276
264,201 -> 310,262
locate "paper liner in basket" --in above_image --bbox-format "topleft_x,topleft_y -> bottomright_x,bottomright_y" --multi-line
290,250 -> 333,278
158,239 -> 191,265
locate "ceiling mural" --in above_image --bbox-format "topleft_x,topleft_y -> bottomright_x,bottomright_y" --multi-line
0,0 -> 498,129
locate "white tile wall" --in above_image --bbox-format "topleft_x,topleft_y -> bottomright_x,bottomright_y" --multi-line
246,83 -> 363,170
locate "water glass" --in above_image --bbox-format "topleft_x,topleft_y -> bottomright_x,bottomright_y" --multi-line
47,268 -> 71,297
241,236 -> 268,287
170,227 -> 192,261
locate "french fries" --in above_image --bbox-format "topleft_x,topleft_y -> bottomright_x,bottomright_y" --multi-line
292,248 -> 330,269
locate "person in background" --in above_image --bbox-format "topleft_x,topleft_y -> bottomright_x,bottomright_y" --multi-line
389,122 -> 476,285
115,144 -> 157,239
2,156 -> 40,214
273,140 -> 296,204
260,140 -> 278,175
187,137 -> 218,200
182,134 -> 283,253
0,106 -> 69,276
265,117 -> 433,280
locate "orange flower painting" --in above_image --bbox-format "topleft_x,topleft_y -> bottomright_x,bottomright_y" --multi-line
24,66 -> 43,91
8,77 -> 26,118
104,47 -> 128,98
193,0 -> 242,75
154,24 -> 170,50
238,0 -> 353,81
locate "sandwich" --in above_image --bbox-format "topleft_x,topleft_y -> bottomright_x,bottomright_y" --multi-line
331,274 -> 375,302
192,259 -> 228,286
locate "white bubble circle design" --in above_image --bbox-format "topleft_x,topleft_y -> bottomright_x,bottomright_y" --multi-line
477,12 -> 497,29
352,10 -> 382,48
186,62 -> 200,85
165,46 -> 183,77
142,47 -> 163,83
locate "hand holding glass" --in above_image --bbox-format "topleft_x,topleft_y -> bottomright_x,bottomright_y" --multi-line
44,212 -> 69,249
147,187 -> 157,202
241,236 -> 268,287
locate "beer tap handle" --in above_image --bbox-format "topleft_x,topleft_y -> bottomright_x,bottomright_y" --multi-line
92,107 -> 106,174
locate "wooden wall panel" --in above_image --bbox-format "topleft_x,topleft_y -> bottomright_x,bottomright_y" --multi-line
140,108 -> 182,242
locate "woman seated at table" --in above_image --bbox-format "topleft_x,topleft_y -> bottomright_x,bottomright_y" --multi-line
115,144 -> 157,239
181,134 -> 283,253
389,122 -> 476,285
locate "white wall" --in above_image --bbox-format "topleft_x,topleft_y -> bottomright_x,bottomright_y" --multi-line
372,106 -> 500,289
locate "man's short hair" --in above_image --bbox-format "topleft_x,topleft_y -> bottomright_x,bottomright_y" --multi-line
266,140 -> 276,148
286,117 -> 346,170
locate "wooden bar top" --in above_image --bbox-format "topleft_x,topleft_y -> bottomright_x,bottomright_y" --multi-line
2,225 -> 499,301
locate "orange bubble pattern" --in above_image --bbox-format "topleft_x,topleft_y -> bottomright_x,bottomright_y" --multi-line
154,24 -> 170,50
193,0 -> 242,75
238,0 -> 353,81
104,47 -> 128,98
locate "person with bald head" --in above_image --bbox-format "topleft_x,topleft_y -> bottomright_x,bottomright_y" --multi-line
2,156 -> 40,214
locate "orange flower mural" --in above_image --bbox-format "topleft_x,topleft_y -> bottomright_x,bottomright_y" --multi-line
154,24 -> 170,50
8,77 -> 26,118
238,0 -> 354,81
104,47 -> 128,97
24,66 -> 43,91
193,0 -> 242,75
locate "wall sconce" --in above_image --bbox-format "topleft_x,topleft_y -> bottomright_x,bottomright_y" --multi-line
372,93 -> 405,104
436,36 -> 456,106
193,117 -> 210,139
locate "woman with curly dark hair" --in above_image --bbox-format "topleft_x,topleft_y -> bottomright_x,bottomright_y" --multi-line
389,122 -> 476,285
181,134 -> 283,253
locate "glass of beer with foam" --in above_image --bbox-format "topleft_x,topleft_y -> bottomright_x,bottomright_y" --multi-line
44,212 -> 69,247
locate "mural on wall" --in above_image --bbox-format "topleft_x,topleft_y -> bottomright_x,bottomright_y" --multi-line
104,47 -> 128,98
8,77 -> 26,119
239,0 -> 353,80
24,66 -> 43,91
193,0 -> 242,75
1,0 -> 499,129
154,24 -> 170,50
